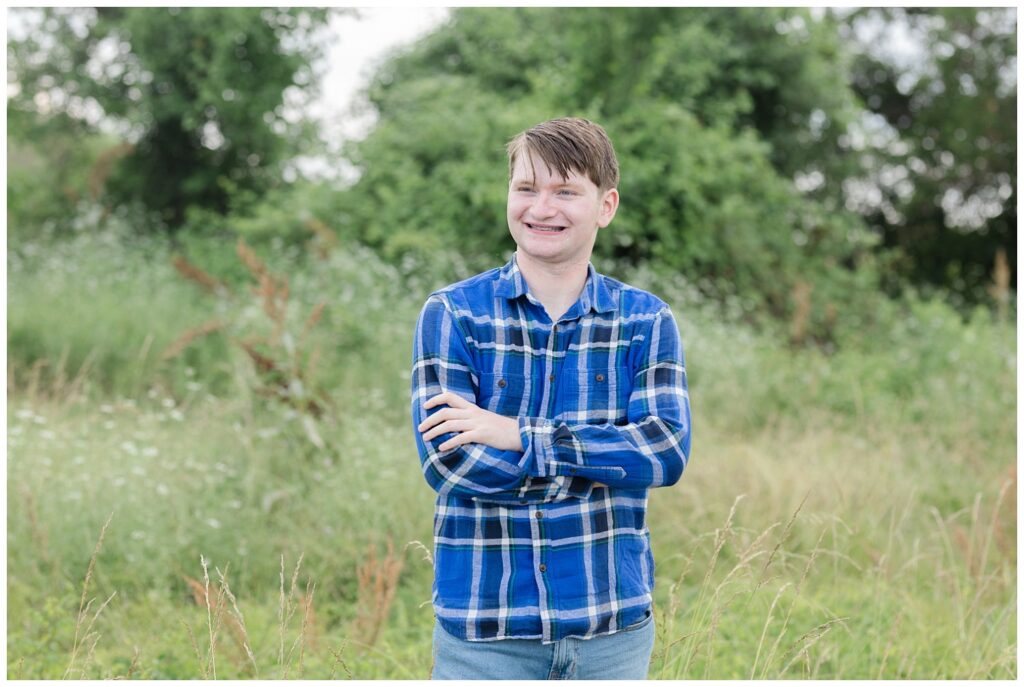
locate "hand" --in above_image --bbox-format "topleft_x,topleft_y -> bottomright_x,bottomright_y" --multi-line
419,391 -> 524,452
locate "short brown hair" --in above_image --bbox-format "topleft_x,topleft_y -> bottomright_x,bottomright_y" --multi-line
506,117 -> 620,191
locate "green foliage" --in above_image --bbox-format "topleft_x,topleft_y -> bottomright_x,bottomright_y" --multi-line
340,8 -> 882,341
5,109 -> 120,241
8,7 -> 334,229
841,7 -> 1016,299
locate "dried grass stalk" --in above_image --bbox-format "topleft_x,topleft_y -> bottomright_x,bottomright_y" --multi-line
160,319 -> 226,361
278,553 -> 305,676
180,617 -> 208,680
238,339 -> 280,376
110,645 -> 141,680
328,639 -> 352,680
789,280 -> 812,345
64,512 -> 115,679
236,238 -> 268,280
201,555 -> 218,680
172,255 -> 229,295
217,566 -> 260,678
353,539 -> 404,650
989,247 -> 1011,321
300,301 -> 327,349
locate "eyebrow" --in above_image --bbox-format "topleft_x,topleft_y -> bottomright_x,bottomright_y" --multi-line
511,178 -> 583,190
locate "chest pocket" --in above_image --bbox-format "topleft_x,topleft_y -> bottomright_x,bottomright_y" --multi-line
477,373 -> 529,416
560,367 -> 634,425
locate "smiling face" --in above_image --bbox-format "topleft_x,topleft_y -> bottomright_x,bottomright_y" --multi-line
506,151 -> 619,269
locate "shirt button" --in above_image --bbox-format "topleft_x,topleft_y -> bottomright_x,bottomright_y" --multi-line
539,564 -> 547,573
535,511 -> 543,519
549,373 -> 556,382
497,378 -> 507,388
595,373 -> 605,382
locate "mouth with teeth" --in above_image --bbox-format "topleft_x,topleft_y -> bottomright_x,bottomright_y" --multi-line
525,222 -> 566,233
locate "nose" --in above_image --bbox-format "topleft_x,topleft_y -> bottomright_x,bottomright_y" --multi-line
530,191 -> 557,219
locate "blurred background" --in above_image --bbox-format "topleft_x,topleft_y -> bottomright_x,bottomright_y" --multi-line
6,7 -> 1017,679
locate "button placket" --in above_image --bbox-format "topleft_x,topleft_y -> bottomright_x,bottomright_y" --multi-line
542,323 -> 559,416
529,504 -> 550,639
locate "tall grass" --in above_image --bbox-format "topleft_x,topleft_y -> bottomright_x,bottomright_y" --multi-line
6,227 -> 1016,678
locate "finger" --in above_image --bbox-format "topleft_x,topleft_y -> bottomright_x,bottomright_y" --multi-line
438,430 -> 477,452
418,407 -> 469,432
423,393 -> 449,410
435,392 -> 470,409
418,407 -> 450,431
422,419 -> 472,442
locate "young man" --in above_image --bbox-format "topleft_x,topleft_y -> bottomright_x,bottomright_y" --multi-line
411,117 -> 692,680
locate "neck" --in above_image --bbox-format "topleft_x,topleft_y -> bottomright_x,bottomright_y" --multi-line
515,251 -> 590,320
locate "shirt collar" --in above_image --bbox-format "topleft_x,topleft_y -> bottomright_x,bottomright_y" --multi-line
496,253 -> 617,315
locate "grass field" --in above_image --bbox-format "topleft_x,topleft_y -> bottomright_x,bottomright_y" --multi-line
7,228 -> 1016,679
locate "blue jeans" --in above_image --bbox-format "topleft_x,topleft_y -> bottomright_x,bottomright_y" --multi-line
431,610 -> 655,680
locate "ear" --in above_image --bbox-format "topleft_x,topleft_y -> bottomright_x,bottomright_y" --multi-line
596,188 -> 619,228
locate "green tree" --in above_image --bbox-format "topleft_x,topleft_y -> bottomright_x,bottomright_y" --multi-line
839,7 -> 1016,299
8,7 -> 333,229
341,8 -> 879,340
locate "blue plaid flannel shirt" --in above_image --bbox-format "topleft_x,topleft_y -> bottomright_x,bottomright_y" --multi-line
411,254 -> 692,643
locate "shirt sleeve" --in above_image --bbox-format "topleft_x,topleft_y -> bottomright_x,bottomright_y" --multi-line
411,294 -> 595,503
518,307 -> 692,490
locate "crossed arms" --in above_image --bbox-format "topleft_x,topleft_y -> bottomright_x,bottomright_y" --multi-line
410,295 -> 692,503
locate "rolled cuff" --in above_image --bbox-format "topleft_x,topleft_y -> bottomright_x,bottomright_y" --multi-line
518,417 -> 627,481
